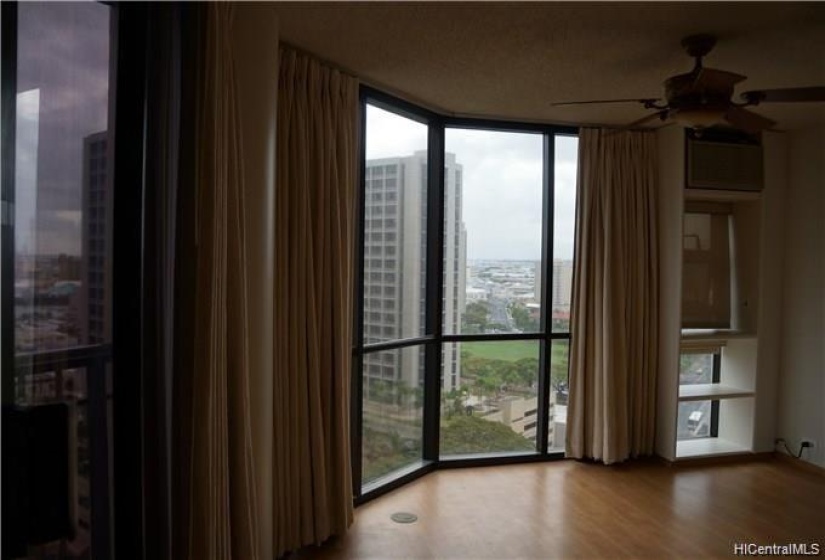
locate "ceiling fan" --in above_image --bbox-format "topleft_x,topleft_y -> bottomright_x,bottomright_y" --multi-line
554,34 -> 825,134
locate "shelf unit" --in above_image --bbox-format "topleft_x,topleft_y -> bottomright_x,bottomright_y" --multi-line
676,336 -> 757,458
655,128 -> 786,463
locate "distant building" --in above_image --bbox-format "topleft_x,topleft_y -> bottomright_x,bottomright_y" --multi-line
362,151 -> 466,398
466,287 -> 488,302
81,131 -> 111,345
552,260 -> 573,310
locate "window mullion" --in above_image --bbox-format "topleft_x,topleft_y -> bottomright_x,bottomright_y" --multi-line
350,92 -> 369,498
537,133 -> 555,455
422,118 -> 445,462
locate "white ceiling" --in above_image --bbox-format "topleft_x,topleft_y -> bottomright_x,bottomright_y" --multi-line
273,2 -> 825,130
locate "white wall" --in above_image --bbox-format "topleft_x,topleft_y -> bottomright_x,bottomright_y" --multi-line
777,126 -> 825,468
753,132 -> 786,452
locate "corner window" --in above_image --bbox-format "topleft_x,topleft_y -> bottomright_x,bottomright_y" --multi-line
353,89 -> 578,498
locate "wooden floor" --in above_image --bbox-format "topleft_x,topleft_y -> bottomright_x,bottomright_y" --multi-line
295,457 -> 825,559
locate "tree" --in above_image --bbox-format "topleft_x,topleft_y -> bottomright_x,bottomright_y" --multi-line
475,373 -> 500,402
509,302 -> 539,332
551,355 -> 569,389
441,415 -> 534,454
463,301 -> 491,333
513,357 -> 539,387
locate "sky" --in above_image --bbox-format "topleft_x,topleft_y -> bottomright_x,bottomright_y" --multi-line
13,3 -> 578,262
366,105 -> 578,261
15,2 -> 110,256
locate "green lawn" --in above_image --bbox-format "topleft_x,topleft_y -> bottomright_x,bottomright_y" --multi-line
462,340 -> 536,362
462,339 -> 569,363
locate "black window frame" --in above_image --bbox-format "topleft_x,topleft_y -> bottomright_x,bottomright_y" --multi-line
353,86 -> 578,504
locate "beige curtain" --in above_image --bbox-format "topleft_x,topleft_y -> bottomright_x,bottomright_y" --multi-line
273,47 -> 358,556
566,128 -> 659,464
175,4 -> 259,559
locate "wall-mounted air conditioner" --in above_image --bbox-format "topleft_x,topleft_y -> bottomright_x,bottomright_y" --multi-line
687,137 -> 764,192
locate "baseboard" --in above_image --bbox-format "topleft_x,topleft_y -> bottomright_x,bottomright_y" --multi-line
773,451 -> 825,477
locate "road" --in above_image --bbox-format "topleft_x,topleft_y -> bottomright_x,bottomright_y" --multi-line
488,297 -> 514,332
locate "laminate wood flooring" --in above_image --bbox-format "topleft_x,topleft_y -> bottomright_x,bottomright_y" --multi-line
294,457 -> 825,559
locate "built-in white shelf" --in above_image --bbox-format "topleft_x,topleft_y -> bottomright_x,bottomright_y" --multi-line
678,384 -> 755,401
676,438 -> 752,459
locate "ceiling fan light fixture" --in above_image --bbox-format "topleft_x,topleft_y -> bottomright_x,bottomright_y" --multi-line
671,107 -> 727,129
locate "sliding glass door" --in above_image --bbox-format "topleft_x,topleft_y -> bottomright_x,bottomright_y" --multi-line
5,4 -> 116,557
2,3 -> 150,556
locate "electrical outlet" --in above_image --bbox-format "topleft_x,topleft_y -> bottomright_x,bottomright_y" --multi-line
801,440 -> 814,448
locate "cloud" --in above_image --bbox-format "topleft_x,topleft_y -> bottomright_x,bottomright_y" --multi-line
366,105 -> 428,158
15,2 -> 111,255
447,127 -> 544,260
366,103 -> 580,261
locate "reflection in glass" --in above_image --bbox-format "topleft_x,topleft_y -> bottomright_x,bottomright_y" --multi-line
361,345 -> 425,488
13,3 -> 113,557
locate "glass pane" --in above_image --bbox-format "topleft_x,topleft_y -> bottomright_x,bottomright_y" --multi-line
552,135 -> 578,333
548,339 -> 570,452
679,352 -> 715,385
445,129 -> 543,335
13,3 -> 113,557
678,400 -> 713,440
361,345 -> 425,488
440,341 -> 540,457
363,104 -> 428,344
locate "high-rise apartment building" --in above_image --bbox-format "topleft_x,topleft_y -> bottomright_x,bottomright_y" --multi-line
362,151 -> 466,398
81,131 -> 110,345
552,260 -> 573,310
533,259 -> 573,309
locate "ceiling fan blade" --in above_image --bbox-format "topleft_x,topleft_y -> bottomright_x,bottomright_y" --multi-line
552,98 -> 658,107
724,106 -> 776,134
692,67 -> 747,92
741,86 -> 825,104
